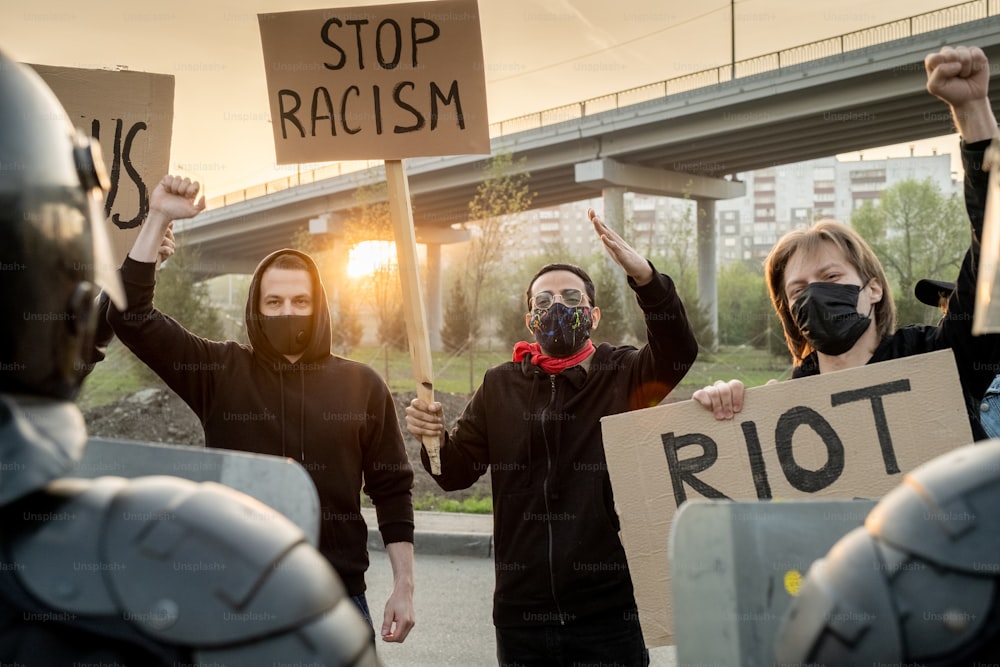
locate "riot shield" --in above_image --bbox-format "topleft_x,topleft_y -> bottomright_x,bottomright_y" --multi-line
75,437 -> 320,546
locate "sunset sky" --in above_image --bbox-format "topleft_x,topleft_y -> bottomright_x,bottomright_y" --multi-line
0,0 -> 974,197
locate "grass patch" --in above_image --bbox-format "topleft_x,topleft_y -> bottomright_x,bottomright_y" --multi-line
349,345 -> 510,395
80,336 -> 794,411
673,345 -> 794,399
352,343 -> 794,400
412,493 -> 493,514
77,342 -> 151,411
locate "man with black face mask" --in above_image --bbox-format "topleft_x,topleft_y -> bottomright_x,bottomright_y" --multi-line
108,177 -> 416,646
694,44 -> 1000,443
405,209 -> 698,666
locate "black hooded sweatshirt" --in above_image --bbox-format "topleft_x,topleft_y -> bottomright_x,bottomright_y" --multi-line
109,248 -> 414,595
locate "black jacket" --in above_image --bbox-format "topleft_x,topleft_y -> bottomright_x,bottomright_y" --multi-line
794,139 -> 1000,441
109,249 -> 413,595
422,268 -> 698,627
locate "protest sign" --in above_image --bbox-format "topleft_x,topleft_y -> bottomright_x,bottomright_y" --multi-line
258,0 -> 489,163
600,350 -> 973,647
30,64 -> 174,265
258,0 -> 490,469
974,137 -> 1000,333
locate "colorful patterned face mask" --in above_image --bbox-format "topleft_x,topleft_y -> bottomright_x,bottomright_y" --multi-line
529,302 -> 594,357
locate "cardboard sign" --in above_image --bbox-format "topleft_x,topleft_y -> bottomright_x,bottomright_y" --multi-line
29,64 -> 175,265
258,0 -> 490,163
600,350 -> 973,647
974,138 -> 1000,333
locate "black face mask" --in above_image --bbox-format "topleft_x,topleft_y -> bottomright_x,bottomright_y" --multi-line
260,315 -> 311,356
791,282 -> 872,356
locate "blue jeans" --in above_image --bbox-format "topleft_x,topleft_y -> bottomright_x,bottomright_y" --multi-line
979,375 -> 1000,439
350,593 -> 376,646
496,613 -> 649,667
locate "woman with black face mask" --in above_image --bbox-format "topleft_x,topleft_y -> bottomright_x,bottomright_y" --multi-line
694,44 -> 1000,443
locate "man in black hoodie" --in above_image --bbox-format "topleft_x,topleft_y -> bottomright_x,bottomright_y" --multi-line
109,176 -> 415,644
406,208 -> 698,666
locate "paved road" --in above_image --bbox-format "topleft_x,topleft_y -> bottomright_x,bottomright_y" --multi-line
364,550 -> 677,666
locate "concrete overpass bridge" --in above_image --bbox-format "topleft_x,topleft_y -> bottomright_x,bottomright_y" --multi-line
177,1 -> 1000,348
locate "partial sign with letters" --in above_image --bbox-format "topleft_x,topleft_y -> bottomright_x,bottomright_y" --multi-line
258,0 -> 490,163
599,350 -> 973,647
29,64 -> 175,265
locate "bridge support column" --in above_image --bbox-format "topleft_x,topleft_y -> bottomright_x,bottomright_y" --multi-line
601,187 -> 627,312
602,186 -> 627,234
696,197 -> 718,351
426,242 -> 443,352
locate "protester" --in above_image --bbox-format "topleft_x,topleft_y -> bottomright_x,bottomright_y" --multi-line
915,277 -> 1000,439
108,178 -> 415,643
694,45 -> 1000,442
0,49 -> 375,665
405,209 -> 698,666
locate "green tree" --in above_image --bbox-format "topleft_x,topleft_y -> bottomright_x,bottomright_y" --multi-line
657,200 -> 700,303
717,262 -> 771,347
852,179 -> 967,326
466,152 -> 534,337
638,198 -> 714,349
675,279 -> 714,352
331,294 -> 363,354
497,295 -> 529,349
590,253 -> 643,346
372,263 -> 408,351
154,243 -> 224,340
344,180 -> 408,350
440,280 -> 477,353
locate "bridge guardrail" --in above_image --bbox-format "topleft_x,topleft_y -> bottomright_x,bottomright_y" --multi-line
207,0 -> 999,211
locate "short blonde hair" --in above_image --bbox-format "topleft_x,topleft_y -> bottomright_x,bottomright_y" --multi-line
764,220 -> 896,365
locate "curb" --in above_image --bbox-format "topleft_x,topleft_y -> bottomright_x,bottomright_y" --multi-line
362,507 -> 494,558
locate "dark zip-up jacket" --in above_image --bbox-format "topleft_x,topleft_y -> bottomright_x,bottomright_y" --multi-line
108,249 -> 413,595
421,267 -> 698,627
794,139 -> 1000,441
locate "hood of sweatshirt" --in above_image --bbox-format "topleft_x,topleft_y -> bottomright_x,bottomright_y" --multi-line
244,248 -> 333,368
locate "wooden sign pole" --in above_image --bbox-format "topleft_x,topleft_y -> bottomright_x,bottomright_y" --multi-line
385,158 -> 441,473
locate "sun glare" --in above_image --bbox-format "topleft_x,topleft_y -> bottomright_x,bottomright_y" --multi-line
347,240 -> 397,278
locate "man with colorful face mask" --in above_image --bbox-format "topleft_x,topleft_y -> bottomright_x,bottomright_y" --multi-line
405,210 -> 698,666
108,179 -> 416,646
694,45 -> 1000,444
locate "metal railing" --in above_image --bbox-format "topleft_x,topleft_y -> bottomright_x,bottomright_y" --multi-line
207,0 -> 998,210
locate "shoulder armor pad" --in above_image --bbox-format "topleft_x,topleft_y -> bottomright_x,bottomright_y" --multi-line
103,475 -> 346,646
0,398 -> 87,504
10,475 -> 129,615
8,474 -> 374,663
197,596 -> 378,666
867,441 -> 1000,571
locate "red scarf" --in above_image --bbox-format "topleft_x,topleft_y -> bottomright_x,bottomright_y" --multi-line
512,340 -> 595,374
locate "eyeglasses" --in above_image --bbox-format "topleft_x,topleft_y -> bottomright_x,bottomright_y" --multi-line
531,288 -> 585,309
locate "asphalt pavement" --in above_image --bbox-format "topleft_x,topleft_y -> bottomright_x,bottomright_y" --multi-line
362,508 -> 677,666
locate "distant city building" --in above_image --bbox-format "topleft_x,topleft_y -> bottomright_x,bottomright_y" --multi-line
715,152 -> 956,265
444,152 -> 956,272
501,196 -> 696,263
